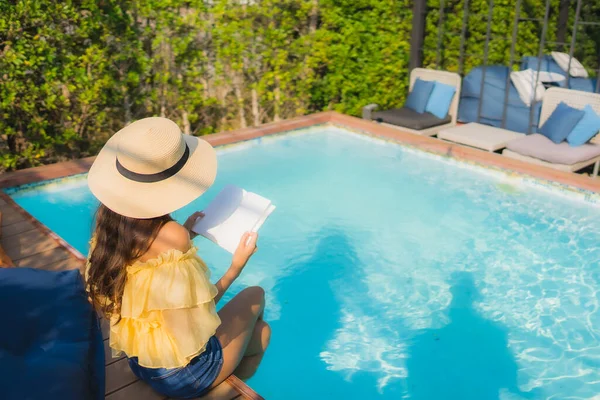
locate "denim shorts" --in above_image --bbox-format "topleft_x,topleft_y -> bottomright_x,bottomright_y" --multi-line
127,336 -> 224,399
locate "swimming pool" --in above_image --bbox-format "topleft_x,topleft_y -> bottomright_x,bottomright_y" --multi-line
8,126 -> 600,399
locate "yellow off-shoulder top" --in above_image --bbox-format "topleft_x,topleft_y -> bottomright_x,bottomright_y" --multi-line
86,241 -> 221,369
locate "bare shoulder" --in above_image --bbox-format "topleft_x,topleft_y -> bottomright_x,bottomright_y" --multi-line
152,221 -> 191,254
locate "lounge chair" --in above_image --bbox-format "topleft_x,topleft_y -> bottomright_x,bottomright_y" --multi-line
362,68 -> 462,137
437,122 -> 522,152
502,88 -> 600,177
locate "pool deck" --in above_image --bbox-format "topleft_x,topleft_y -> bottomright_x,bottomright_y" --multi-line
1,111 -> 600,399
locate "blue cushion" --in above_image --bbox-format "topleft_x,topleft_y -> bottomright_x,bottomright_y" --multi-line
566,105 -> 600,146
539,102 -> 585,144
0,268 -> 104,400
425,81 -> 457,119
405,78 -> 435,113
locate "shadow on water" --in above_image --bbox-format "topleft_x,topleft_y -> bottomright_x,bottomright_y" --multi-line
405,271 -> 539,400
251,227 -> 379,398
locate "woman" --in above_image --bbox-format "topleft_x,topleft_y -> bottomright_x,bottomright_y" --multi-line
85,117 -> 270,398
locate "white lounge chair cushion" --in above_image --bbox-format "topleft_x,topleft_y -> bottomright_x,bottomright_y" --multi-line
438,123 -> 522,152
510,69 -> 546,106
551,51 -> 589,78
506,133 -> 600,165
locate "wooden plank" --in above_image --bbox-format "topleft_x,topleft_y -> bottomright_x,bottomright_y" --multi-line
14,247 -> 71,269
102,340 -> 250,399
104,338 -> 125,366
2,220 -> 36,238
0,206 -> 25,226
108,381 -> 244,400
105,380 -> 166,400
0,212 -> 10,267
2,228 -> 59,261
103,351 -> 246,400
194,379 -> 247,400
105,358 -> 138,395
0,193 -> 87,263
224,376 -> 264,400
0,244 -> 13,267
36,254 -> 82,272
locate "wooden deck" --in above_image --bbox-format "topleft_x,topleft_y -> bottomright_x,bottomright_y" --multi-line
0,192 -> 264,400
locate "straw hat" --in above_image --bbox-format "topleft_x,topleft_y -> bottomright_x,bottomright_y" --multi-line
88,117 -> 217,219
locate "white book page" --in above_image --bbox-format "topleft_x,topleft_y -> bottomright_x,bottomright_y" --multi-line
253,204 -> 276,232
192,185 -> 274,253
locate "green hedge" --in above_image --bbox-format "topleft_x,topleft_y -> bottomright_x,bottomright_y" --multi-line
1,0 -> 598,171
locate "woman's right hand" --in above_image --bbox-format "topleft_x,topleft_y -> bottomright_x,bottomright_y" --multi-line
230,232 -> 258,274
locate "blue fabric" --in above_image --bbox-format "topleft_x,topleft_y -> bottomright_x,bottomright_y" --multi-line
567,105 -> 600,146
539,102 -> 585,144
405,78 -> 435,113
128,335 -> 224,399
521,55 -> 598,92
458,65 -> 541,133
458,59 -> 598,134
0,268 -> 104,400
425,81 -> 456,119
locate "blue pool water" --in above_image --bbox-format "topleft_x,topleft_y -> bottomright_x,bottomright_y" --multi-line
9,127 -> 600,399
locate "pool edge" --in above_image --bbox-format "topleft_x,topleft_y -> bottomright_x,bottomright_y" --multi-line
2,111 -> 600,196
0,112 -> 335,189
327,113 -> 600,196
0,190 -> 87,263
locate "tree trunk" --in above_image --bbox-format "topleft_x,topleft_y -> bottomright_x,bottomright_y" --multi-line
274,75 -> 281,122
251,87 -> 260,126
233,73 -> 247,129
124,92 -> 132,124
218,85 -> 229,128
159,35 -> 171,118
182,110 -> 191,134
7,134 -> 17,155
309,0 -> 318,34
202,9 -> 215,100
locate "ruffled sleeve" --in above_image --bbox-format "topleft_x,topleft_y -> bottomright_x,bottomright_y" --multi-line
110,247 -> 221,369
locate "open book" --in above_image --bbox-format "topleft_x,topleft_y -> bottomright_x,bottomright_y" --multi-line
192,185 -> 275,253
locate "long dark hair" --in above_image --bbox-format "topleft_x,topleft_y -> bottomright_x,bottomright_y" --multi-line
86,204 -> 172,319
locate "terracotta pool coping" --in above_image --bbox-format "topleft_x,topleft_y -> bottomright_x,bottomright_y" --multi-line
2,111 -> 600,194
0,112 -> 334,189
327,113 -> 600,194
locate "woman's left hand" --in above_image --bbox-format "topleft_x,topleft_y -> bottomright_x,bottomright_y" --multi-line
183,211 -> 204,239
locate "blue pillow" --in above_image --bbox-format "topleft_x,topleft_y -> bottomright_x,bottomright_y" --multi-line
425,81 -> 457,119
0,268 -> 104,400
566,105 -> 600,146
405,78 -> 435,114
539,102 -> 585,144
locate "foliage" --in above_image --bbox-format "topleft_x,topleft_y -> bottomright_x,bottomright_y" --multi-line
1,0 -> 599,171
422,0 -> 600,76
